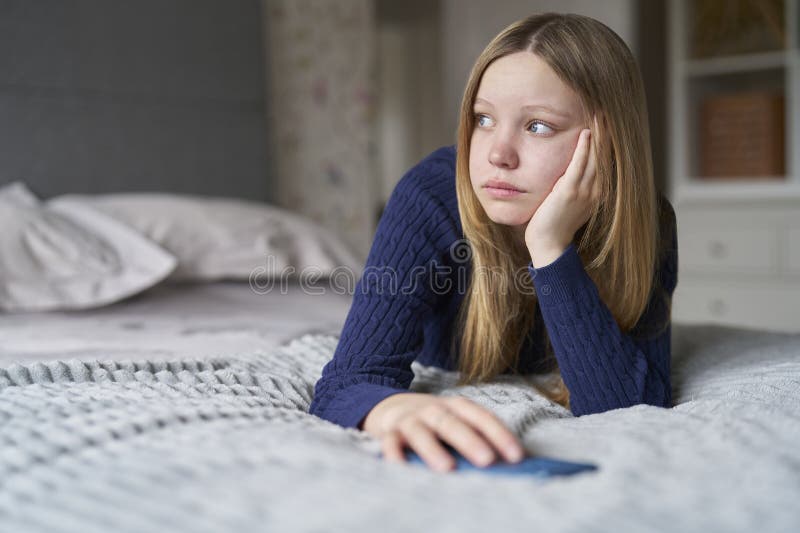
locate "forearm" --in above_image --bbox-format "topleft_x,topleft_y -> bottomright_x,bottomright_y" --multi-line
537,289 -> 671,415
527,243 -> 671,415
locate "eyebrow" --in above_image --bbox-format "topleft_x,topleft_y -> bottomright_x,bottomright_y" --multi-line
474,97 -> 572,119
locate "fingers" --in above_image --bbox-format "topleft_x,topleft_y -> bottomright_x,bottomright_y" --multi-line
381,429 -> 407,464
579,121 -> 598,199
400,418 -> 456,472
562,128 -> 592,190
378,397 -> 526,473
444,396 -> 525,463
421,405 -> 496,468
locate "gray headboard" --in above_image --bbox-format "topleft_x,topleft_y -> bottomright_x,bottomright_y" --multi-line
0,0 -> 273,202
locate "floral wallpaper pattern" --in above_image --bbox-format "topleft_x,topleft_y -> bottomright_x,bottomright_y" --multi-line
263,0 -> 378,264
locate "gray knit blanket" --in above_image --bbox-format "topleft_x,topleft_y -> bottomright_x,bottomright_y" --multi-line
1,323 -> 799,533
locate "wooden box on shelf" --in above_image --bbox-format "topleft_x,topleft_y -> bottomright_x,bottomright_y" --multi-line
698,90 -> 785,179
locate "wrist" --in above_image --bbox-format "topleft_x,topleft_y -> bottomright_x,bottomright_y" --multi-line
528,240 -> 569,269
361,407 -> 381,435
362,392 -> 412,436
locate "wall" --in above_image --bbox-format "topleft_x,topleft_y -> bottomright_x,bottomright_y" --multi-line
0,0 -> 271,201
376,0 -> 450,209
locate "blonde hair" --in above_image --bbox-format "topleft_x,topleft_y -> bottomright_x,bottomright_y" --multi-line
451,12 -> 668,410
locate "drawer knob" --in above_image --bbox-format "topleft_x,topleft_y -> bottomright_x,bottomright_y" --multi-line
708,298 -> 727,316
708,240 -> 727,259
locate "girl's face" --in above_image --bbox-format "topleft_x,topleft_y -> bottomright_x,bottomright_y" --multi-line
469,51 -> 587,237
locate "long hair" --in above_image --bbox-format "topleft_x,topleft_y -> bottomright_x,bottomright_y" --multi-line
451,12 -> 666,410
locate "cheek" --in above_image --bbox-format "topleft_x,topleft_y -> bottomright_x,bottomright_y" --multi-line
468,136 -> 578,193
525,143 -> 574,187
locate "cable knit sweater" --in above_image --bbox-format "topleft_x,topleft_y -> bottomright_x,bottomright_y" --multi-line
308,145 -> 678,430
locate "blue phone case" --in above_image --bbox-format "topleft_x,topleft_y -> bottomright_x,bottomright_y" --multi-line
398,445 -> 598,478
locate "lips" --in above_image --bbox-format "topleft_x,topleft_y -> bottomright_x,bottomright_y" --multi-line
483,179 -> 523,192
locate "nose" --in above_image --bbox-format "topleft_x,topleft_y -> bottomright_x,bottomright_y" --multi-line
488,135 -> 519,169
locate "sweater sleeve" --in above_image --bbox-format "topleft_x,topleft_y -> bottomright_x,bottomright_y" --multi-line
308,164 -> 455,430
527,203 -> 678,416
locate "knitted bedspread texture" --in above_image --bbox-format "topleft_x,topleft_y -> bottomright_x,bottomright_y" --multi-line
1,324 -> 799,533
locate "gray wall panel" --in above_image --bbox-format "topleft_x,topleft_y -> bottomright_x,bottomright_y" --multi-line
0,0 -> 271,201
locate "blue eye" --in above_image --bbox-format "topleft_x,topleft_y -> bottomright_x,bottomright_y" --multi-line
474,113 -> 554,136
475,114 -> 493,128
528,120 -> 554,135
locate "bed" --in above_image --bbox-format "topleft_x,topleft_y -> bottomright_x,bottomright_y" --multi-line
1,184 -> 799,533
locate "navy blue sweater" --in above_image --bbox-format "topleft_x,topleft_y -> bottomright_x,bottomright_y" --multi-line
309,145 -> 678,430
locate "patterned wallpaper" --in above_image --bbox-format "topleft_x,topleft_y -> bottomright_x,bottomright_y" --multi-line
263,0 -> 378,264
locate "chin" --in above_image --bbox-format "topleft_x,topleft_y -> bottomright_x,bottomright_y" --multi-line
479,200 -> 531,223
484,210 -> 529,227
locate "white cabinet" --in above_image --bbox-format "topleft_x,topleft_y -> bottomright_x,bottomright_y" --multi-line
668,0 -> 800,333
670,203 -> 800,332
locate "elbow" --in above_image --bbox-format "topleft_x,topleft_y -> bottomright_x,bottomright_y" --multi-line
569,386 -> 672,417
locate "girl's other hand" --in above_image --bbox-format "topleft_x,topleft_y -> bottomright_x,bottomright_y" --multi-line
524,116 -> 601,259
362,392 -> 525,473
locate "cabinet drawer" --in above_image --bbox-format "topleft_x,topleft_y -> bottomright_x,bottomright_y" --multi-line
672,279 -> 800,333
678,226 -> 777,275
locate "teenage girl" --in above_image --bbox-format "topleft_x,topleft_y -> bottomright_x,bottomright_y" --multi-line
309,12 -> 678,473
